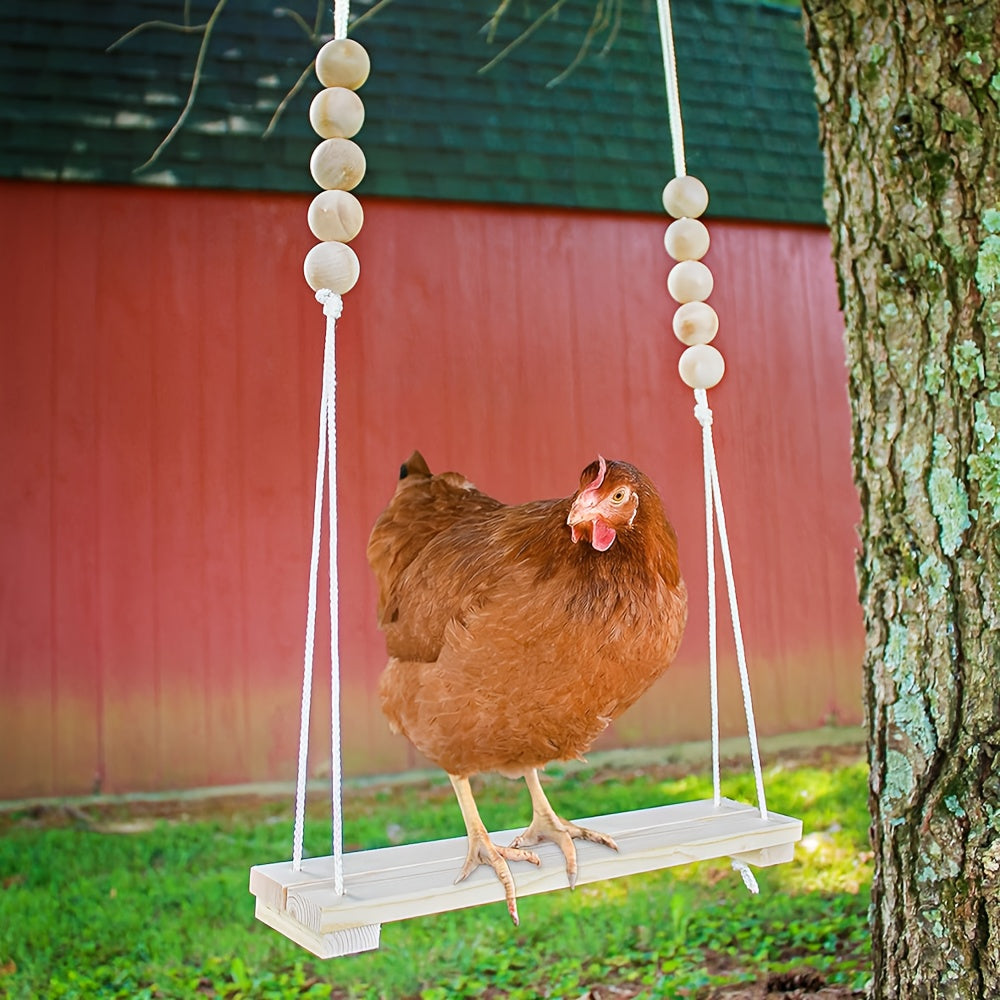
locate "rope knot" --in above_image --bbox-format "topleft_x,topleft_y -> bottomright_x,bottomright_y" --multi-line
315,288 -> 344,320
692,386 -> 713,427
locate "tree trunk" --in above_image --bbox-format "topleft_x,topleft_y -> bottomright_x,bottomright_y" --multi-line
800,2 -> 1000,997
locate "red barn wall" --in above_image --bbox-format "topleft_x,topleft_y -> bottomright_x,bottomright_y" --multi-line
0,180 -> 863,799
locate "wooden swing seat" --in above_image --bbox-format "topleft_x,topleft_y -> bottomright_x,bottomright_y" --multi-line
249,796 -> 802,958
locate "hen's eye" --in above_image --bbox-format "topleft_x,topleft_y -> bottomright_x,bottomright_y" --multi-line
610,488 -> 628,505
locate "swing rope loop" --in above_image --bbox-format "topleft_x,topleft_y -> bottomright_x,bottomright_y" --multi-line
694,389 -> 768,822
658,0 -> 770,848
291,289 -> 346,897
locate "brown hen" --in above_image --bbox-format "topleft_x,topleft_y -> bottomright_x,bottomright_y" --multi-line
367,451 -> 687,923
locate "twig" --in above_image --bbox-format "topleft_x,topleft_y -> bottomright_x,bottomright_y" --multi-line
478,0 -> 571,76
273,6 -> 316,38
485,0 -> 513,44
546,0 -> 610,87
264,59 -> 317,138
107,19 -> 208,53
347,0 -> 398,34
133,0 -> 231,173
599,0 -> 623,55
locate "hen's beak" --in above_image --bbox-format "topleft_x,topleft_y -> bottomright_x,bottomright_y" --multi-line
567,495 -> 598,540
567,498 -> 616,551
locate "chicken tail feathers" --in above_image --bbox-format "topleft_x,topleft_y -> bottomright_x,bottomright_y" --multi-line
400,451 -> 432,480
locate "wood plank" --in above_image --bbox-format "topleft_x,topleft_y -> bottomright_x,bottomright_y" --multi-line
254,901 -> 381,959
250,798 -> 801,951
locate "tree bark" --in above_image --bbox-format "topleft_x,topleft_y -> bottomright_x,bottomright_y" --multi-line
800,2 -> 1000,997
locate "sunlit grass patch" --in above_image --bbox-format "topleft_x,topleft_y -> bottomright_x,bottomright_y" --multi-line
0,748 -> 870,999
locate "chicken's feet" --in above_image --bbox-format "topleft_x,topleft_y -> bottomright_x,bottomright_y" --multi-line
511,768 -> 619,888
449,774 -> 540,925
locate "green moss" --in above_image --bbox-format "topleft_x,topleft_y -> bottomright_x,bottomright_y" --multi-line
968,400 -> 1000,520
919,553 -> 951,604
984,210 -> 1000,235
880,299 -> 900,320
884,620 -> 909,671
945,794 -> 966,818
890,670 -> 938,758
884,748 -> 915,804
953,340 -> 985,388
977,233 -> 1000,296
924,359 -> 944,395
900,439 -> 929,482
975,401 -> 998,444
929,435 -> 972,555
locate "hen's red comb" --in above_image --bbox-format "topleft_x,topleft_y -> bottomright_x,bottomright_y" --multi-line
583,455 -> 607,492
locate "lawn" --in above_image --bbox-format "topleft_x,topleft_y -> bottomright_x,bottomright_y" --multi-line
0,744 -> 870,999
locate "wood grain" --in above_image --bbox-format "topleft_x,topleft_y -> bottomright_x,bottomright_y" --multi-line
250,797 -> 802,956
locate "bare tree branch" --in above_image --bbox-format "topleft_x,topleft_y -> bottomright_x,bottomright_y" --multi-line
485,0 -> 513,44
478,0 -> 571,76
481,0 -> 619,83
347,0 -> 398,35
264,58 -> 317,138
546,0 -> 610,87
599,0 -> 623,56
272,6 -> 317,38
131,0 -> 231,173
107,18 -> 209,53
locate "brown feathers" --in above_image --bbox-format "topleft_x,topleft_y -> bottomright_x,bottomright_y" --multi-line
366,451 -> 687,778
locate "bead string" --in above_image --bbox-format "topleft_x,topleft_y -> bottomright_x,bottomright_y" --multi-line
293,9 -> 371,890
657,0 -> 769,829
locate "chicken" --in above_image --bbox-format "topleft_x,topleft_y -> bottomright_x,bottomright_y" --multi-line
367,451 -> 687,923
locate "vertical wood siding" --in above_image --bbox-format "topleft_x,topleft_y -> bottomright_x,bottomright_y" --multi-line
0,181 -> 862,798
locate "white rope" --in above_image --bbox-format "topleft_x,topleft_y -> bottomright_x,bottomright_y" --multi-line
333,0 -> 350,40
693,389 -> 768,821
291,310 -> 330,872
694,395 -> 721,808
731,859 -> 760,894
293,0 -> 351,891
320,289 -> 346,895
291,290 -> 346,898
654,0 -> 686,178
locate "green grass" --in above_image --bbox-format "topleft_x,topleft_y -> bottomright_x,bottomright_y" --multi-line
0,753 -> 871,999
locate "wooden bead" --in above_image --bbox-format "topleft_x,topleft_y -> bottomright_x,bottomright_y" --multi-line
304,241 -> 360,294
667,259 -> 714,303
678,344 -> 725,389
664,217 -> 710,261
308,190 -> 364,243
673,301 -> 719,345
309,87 -> 365,139
310,138 -> 366,191
316,39 -> 370,90
662,175 -> 709,219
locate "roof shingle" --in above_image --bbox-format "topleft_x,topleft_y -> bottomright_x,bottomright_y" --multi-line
0,0 -> 824,222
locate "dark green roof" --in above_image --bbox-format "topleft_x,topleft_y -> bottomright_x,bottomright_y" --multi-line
0,0 -> 824,222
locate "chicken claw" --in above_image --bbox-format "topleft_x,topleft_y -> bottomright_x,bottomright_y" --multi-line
448,774 -> 540,925
455,830 -> 541,925
515,768 -> 619,888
